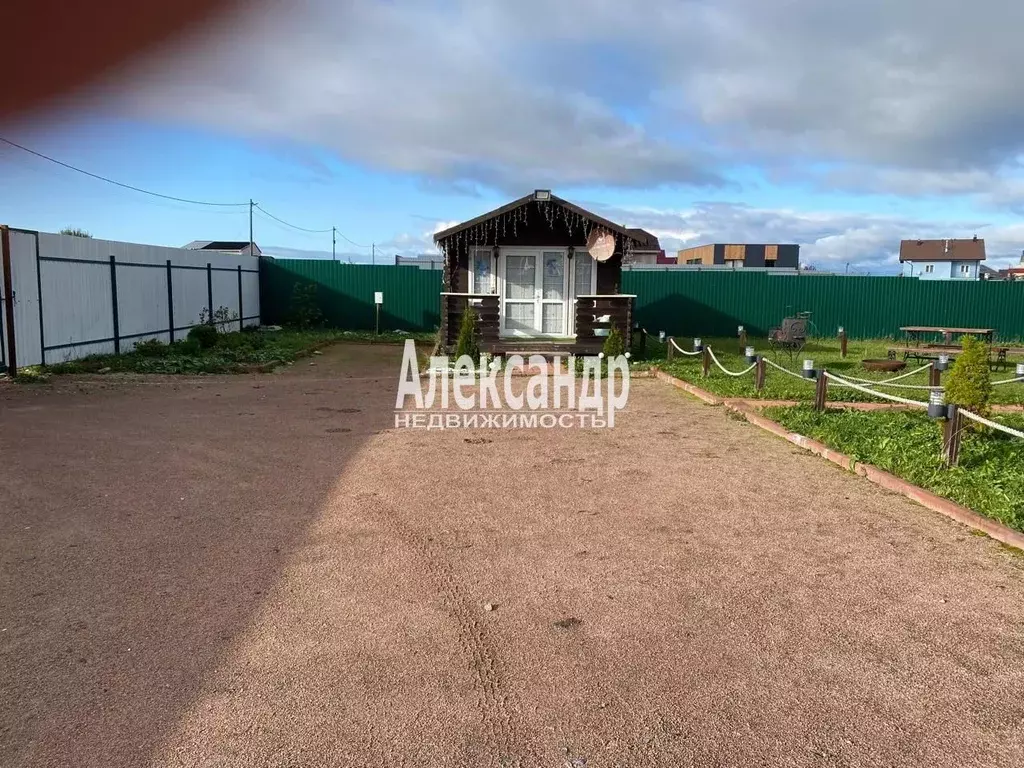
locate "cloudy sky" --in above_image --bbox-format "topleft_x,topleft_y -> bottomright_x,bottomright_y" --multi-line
2,0 -> 1023,272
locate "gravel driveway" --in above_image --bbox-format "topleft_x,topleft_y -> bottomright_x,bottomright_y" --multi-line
2,343 -> 1023,767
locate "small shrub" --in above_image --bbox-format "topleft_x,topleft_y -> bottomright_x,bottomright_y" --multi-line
174,338 -> 203,356
133,339 -> 169,357
290,283 -> 324,329
187,324 -> 219,349
602,327 -> 625,358
217,331 -> 264,351
945,335 -> 992,418
454,306 -> 480,360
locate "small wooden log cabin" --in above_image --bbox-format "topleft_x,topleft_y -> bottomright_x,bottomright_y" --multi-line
434,190 -> 659,355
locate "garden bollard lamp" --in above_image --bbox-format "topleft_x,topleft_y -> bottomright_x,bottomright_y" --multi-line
802,359 -> 816,379
928,390 -> 946,419
693,337 -> 702,352
936,354 -> 950,371
659,331 -> 666,342
1017,363 -> 1024,377
745,346 -> 756,363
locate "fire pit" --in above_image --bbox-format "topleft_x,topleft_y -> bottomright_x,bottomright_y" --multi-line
862,358 -> 907,373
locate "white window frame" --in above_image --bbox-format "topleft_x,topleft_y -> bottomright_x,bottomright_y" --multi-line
924,264 -> 934,273
468,247 -> 496,294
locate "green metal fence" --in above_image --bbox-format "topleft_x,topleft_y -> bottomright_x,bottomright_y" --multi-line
260,259 -> 442,331
260,259 -> 1024,341
624,271 -> 1024,341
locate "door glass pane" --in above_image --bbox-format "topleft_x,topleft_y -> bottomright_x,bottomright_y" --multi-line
505,255 -> 536,300
542,304 -> 563,334
574,252 -> 594,296
542,252 -> 564,300
506,303 -> 535,332
472,249 -> 493,293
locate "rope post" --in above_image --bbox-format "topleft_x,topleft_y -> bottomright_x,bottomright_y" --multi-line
929,363 -> 941,388
813,371 -> 828,411
639,327 -> 647,356
702,346 -> 711,378
942,405 -> 962,467
667,337 -> 675,362
755,356 -> 765,392
838,326 -> 847,358
738,325 -> 747,348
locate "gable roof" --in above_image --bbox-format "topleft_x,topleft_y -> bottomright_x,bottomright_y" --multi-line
899,238 -> 985,262
433,192 -> 646,245
625,228 -> 661,250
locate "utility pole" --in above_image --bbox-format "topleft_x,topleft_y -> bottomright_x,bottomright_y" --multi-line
249,199 -> 254,258
372,243 -> 375,265
332,227 -> 336,261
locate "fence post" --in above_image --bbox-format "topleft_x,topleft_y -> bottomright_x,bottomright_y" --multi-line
667,336 -> 674,362
738,326 -> 747,348
929,363 -> 941,388
813,371 -> 828,411
839,327 -> 848,358
237,264 -> 244,331
109,255 -> 120,355
755,356 -> 765,392
702,346 -> 710,377
1,225 -> 16,372
166,260 -> 174,342
942,405 -> 962,467
206,263 -> 214,325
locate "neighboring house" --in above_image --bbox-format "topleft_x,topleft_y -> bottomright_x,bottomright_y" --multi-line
433,190 -> 645,354
183,240 -> 262,257
899,237 -> 984,280
395,254 -> 444,270
676,243 -> 800,268
623,228 -> 665,265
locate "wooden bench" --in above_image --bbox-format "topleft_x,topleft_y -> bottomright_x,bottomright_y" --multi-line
888,345 -> 1018,370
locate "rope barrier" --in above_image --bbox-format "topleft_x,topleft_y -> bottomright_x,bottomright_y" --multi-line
841,363 -> 933,385
763,357 -> 815,382
706,347 -> 757,377
669,337 -> 702,356
958,409 -> 1024,440
823,371 -> 929,408
992,375 -> 1024,386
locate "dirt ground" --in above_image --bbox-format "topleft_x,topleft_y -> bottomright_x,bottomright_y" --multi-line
2,343 -> 1024,768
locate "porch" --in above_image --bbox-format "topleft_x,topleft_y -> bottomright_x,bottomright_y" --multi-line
440,292 -> 634,356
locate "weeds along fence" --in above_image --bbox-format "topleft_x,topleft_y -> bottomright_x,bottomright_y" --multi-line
0,226 -> 260,370
624,271 -> 1024,341
260,258 -> 442,332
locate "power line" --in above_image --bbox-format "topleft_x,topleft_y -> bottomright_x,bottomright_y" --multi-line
0,136 -> 249,207
253,204 -> 333,234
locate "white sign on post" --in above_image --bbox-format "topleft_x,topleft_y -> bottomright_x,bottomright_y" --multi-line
374,292 -> 384,305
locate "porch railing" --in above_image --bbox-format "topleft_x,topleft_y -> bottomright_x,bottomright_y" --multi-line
440,292 -> 500,350
575,294 -> 635,351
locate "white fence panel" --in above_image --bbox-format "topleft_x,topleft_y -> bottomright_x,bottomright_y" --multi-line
171,268 -> 210,335
8,230 -> 42,366
1,227 -> 261,369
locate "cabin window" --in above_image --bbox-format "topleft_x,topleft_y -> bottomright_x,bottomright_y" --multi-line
470,248 -> 495,293
574,251 -> 595,297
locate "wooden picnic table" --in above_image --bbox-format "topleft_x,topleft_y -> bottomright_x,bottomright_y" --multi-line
900,326 -> 994,345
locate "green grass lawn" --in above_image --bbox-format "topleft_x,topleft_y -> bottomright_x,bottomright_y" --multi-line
764,405 -> 1024,533
631,335 -> 1024,406
28,328 -> 436,377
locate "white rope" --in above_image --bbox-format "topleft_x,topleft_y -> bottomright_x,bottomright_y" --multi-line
763,357 -> 815,381
848,381 -> 943,391
823,371 -> 929,408
841,362 -> 933,384
992,375 -> 1024,386
958,409 -> 1024,440
706,347 -> 757,377
669,337 -> 702,356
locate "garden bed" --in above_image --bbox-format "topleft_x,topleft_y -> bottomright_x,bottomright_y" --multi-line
29,328 -> 436,377
763,405 -> 1024,533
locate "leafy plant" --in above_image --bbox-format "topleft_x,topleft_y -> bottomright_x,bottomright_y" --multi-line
454,306 -> 480,360
133,339 -> 170,357
945,335 -> 992,417
187,324 -> 219,350
199,305 -> 238,333
603,327 -> 625,358
59,227 -> 91,238
289,282 -> 324,329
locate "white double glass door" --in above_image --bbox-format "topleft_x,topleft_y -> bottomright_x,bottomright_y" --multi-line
502,250 -> 569,336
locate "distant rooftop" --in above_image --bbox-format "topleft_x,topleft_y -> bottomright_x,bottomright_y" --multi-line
899,238 -> 984,263
183,240 -> 262,256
